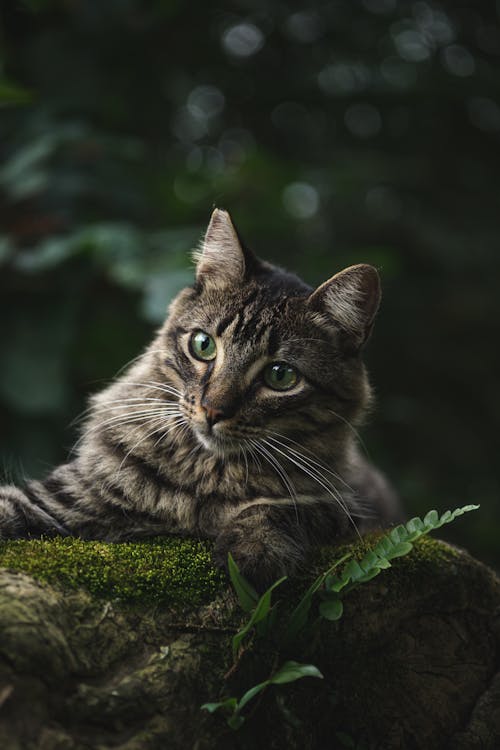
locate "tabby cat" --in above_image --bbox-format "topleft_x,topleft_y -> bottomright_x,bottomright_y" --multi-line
0,209 -> 398,587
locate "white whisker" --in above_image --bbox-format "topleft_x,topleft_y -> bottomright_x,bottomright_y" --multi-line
86,408 -> 180,434
327,409 -> 370,459
73,390 -> 181,426
249,438 -> 299,523
262,437 -> 361,538
116,415 -> 185,477
241,444 -> 249,486
92,397 -> 179,411
266,431 -> 355,494
243,440 -> 263,473
152,416 -> 188,449
120,381 -> 183,398
114,349 -> 173,377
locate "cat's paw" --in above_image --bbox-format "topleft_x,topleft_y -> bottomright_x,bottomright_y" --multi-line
213,527 -> 290,592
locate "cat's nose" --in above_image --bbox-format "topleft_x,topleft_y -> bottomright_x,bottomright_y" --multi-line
201,400 -> 226,428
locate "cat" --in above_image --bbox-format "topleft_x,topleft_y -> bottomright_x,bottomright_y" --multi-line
0,209 -> 399,588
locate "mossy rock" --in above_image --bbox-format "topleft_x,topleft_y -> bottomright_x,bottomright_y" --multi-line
0,535 -> 499,750
0,536 -> 225,607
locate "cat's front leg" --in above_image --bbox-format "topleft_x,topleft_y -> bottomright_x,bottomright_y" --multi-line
213,501 -> 312,591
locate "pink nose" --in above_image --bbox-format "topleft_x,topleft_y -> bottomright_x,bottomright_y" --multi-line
202,404 -> 226,428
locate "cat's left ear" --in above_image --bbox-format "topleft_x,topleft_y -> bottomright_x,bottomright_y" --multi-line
308,264 -> 381,348
195,208 -> 257,289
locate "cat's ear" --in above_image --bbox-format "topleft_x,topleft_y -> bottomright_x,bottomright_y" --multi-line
195,208 -> 256,289
308,264 -> 381,348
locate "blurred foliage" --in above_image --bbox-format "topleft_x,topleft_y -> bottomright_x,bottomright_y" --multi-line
0,0 -> 498,566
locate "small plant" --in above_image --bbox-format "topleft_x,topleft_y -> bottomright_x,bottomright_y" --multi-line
202,660 -> 323,729
285,504 -> 479,641
228,552 -> 287,658
201,504 -> 479,730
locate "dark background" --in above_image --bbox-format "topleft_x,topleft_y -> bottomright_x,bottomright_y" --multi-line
0,0 -> 498,566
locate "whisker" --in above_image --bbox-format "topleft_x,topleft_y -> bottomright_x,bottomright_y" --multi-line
243,440 -> 263,473
120,381 -> 183,398
90,405 -> 181,422
115,413 -> 174,450
116,416 -> 185,477
184,441 -> 203,464
114,349 -> 173,377
86,408 -> 181,434
145,381 -> 183,397
71,406 -> 182,456
266,431 -> 355,494
327,409 -> 371,460
152,416 -> 188,449
73,392 -> 181,426
249,439 -> 299,523
262,438 -> 361,538
92,397 -> 179,411
241,444 -> 249,486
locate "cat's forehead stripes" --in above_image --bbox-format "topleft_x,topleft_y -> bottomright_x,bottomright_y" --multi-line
210,328 -> 272,386
215,288 -> 261,337
215,290 -> 292,353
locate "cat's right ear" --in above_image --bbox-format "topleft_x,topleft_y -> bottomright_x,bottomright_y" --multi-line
194,209 -> 257,289
307,264 -> 381,349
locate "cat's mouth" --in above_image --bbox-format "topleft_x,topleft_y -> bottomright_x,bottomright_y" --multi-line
192,426 -> 234,455
192,422 -> 250,457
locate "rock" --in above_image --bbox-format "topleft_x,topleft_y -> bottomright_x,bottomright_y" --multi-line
0,536 -> 498,749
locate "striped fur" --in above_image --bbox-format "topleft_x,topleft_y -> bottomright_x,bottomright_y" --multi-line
0,209 -> 399,588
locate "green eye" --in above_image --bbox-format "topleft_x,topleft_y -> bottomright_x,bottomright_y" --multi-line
263,362 -> 298,391
190,330 -> 217,361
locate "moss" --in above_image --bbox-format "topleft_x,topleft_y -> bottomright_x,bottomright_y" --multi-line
313,532 -> 459,574
0,529 -> 464,611
0,536 -> 226,607
301,533 -> 464,608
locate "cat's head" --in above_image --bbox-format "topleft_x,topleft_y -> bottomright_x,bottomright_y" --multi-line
160,209 -> 380,457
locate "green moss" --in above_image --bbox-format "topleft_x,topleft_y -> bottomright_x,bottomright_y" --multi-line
307,533 -> 462,603
0,530 -> 463,611
0,536 -> 226,607
314,532 -> 457,571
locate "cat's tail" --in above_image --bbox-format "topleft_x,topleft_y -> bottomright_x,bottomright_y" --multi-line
0,482 -> 70,540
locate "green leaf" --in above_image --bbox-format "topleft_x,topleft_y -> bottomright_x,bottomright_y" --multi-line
255,601 -> 279,637
433,505 -> 479,529
319,597 -> 343,620
201,697 -> 238,714
270,660 -> 323,685
232,576 -> 287,657
374,536 -> 393,556
227,714 -> 245,730
424,509 -> 439,527
405,516 -> 425,540
389,525 -> 406,544
325,574 -> 349,593
355,567 -> 383,583
227,553 -> 259,612
284,552 -> 351,642
342,559 -> 365,582
358,551 -> 380,572
385,541 -> 413,559
371,506 -> 479,567
237,680 -> 270,712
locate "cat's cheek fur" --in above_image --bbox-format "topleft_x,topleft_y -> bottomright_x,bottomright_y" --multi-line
213,504 -> 306,591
